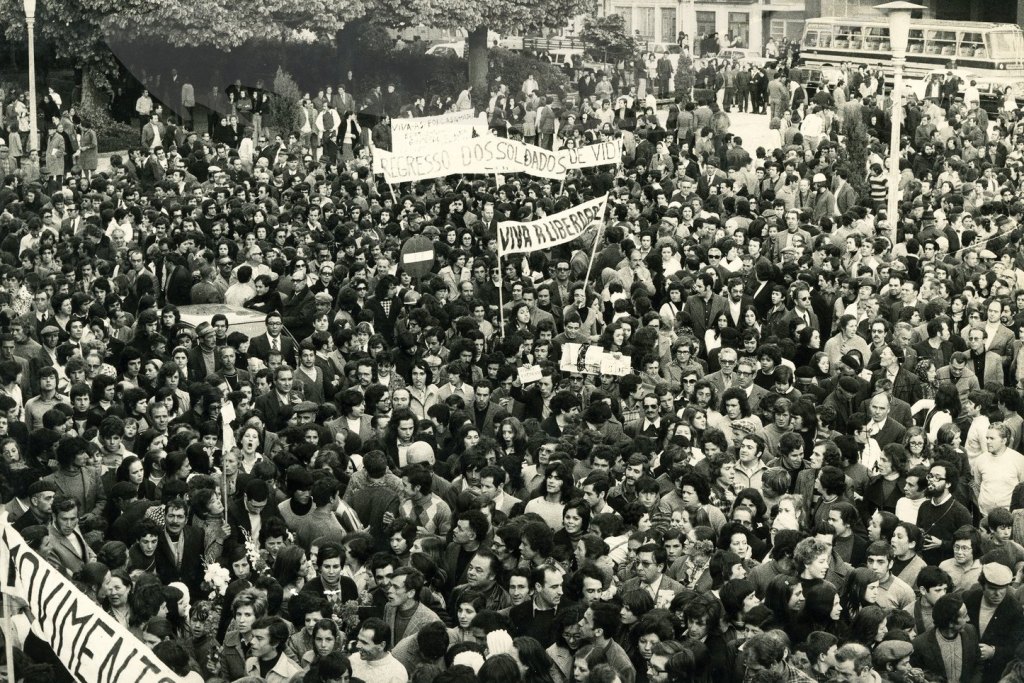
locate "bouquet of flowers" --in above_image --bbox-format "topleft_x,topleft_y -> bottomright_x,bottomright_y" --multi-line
202,560 -> 232,599
241,529 -> 270,576
324,590 -> 362,637
192,565 -> 228,678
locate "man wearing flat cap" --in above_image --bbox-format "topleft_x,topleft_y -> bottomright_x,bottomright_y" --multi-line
872,640 -> 914,681
963,562 -> 1024,683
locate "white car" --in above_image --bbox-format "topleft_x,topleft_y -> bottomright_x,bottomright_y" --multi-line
718,48 -> 773,67
425,42 -> 465,58
908,67 -> 1018,102
647,42 -> 682,71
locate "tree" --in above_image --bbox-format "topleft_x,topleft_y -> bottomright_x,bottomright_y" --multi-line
264,67 -> 302,136
580,14 -> 639,67
840,114 -> 871,204
0,0 -> 365,97
366,0 -> 597,106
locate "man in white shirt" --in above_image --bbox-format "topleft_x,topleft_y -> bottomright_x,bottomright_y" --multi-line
350,618 -> 408,683
974,422 -> 1024,516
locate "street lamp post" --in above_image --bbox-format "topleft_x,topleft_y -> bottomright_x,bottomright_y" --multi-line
23,0 -> 37,152
875,1 -> 924,244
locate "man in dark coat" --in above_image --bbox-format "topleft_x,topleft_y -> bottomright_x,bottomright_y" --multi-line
366,274 -> 403,344
226,479 -> 285,549
249,311 -> 296,367
912,593 -> 980,683
254,365 -> 296,433
154,498 -> 206,596
280,270 -> 316,341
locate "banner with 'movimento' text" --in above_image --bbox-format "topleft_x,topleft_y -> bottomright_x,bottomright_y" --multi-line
0,521 -> 182,683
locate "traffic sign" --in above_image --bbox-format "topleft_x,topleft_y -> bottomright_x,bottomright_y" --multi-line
400,235 -> 435,278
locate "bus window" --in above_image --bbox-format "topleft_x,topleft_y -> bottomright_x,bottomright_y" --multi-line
926,29 -> 957,56
985,30 -> 1022,60
959,31 -> 985,58
819,28 -> 831,47
863,25 -> 890,51
805,30 -> 818,47
831,24 -> 856,48
834,25 -> 860,49
907,29 -> 924,53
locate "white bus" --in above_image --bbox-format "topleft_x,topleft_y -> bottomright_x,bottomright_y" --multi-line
799,17 -> 1024,95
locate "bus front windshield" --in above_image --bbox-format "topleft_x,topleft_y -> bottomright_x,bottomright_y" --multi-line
987,30 -> 1024,60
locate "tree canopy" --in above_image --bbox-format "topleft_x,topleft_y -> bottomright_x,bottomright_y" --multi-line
0,0 -> 596,100
375,0 -> 597,103
0,0 -> 363,71
580,14 -> 640,65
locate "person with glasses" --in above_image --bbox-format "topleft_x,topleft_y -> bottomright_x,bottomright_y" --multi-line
732,357 -> 768,416
772,282 -> 820,343
916,461 -> 972,566
706,346 -> 739,397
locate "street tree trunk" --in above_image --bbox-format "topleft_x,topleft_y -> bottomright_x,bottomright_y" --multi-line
81,67 -> 107,111
468,24 -> 488,110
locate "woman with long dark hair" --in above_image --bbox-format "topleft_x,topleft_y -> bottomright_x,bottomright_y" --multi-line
794,327 -> 821,369
513,636 -> 556,683
113,454 -> 145,498
840,566 -> 880,621
497,416 -> 529,458
861,444 -> 908,515
849,604 -> 888,649
524,459 -> 577,530
762,574 -> 804,633
792,580 -> 844,643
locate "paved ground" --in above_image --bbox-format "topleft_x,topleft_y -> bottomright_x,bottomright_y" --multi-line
656,107 -> 781,154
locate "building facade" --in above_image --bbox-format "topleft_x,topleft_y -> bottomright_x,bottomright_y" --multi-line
598,0 -> 806,54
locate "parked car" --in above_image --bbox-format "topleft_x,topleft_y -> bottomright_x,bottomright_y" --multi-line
425,42 -> 465,58
647,43 -> 682,71
546,48 -> 586,74
718,48 -> 773,68
909,67 -> 1013,113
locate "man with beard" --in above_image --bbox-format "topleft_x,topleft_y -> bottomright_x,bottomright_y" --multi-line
917,461 -> 972,566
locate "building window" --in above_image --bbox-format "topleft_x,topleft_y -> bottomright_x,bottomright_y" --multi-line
728,12 -> 749,47
613,7 -> 632,34
770,19 -> 804,41
660,8 -> 677,44
637,7 -> 656,40
696,11 -> 716,38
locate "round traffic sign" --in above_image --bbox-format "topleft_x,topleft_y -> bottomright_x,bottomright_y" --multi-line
400,235 -> 435,278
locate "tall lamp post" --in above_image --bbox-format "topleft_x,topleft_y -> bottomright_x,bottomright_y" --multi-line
23,0 -> 37,152
875,1 -> 924,243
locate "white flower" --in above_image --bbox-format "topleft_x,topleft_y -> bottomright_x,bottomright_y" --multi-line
204,562 -> 232,596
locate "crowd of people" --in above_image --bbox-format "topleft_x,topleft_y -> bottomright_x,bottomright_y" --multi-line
2,28 -> 1024,683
